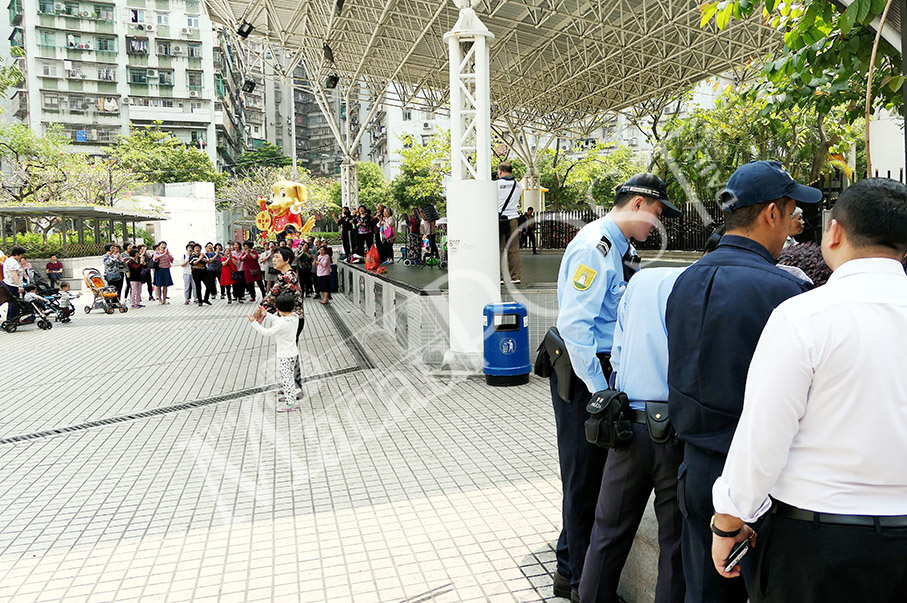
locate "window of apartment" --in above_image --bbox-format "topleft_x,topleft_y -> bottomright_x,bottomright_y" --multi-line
69,94 -> 89,111
94,5 -> 113,20
189,101 -> 202,112
38,31 -> 55,46
156,12 -> 168,25
127,37 -> 148,54
186,14 -> 199,28
97,65 -> 116,81
156,40 -> 170,55
186,70 -> 202,88
158,69 -> 174,86
63,1 -> 78,15
43,93 -> 59,108
40,61 -> 57,76
128,68 -> 147,84
65,33 -> 81,48
96,37 -> 115,52
37,0 -> 53,13
187,43 -> 201,57
402,109 -> 412,121
130,9 -> 145,23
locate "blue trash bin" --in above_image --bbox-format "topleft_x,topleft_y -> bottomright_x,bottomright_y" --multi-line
483,302 -> 531,386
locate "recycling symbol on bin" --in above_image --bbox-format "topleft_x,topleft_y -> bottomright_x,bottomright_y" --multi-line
499,337 -> 516,355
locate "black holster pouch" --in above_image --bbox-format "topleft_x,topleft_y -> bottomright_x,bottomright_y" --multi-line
644,401 -> 675,444
585,389 -> 633,449
535,327 -> 574,401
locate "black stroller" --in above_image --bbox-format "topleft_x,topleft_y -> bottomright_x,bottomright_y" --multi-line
1,292 -> 52,332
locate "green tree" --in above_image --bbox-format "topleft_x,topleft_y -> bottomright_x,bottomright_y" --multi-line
538,142 -> 644,210
653,85 -> 863,207
356,161 -> 391,208
0,123 -> 73,206
215,165 -> 334,219
391,131 -> 451,214
110,124 -> 223,185
701,0 -> 900,123
233,142 -> 293,177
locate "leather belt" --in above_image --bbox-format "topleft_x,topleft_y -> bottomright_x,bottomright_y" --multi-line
773,500 -> 907,528
629,409 -> 647,424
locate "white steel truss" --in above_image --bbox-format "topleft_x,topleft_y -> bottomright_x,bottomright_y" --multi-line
203,0 -> 778,132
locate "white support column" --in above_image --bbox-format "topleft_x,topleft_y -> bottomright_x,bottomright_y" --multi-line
340,159 -> 359,209
443,0 -> 500,371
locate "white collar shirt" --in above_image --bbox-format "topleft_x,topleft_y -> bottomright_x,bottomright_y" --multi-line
497,178 -> 522,220
713,257 -> 907,522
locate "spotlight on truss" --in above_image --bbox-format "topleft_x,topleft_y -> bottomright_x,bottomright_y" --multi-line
323,43 -> 334,64
242,79 -> 256,93
323,73 -> 339,89
237,21 -> 254,38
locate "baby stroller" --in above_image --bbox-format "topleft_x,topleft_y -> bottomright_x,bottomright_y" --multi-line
1,294 -> 52,332
43,292 -> 74,323
24,267 -> 58,296
83,267 -> 127,314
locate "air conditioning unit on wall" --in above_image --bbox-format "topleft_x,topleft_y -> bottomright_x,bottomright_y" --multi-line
180,27 -> 191,34
145,24 -> 155,32
189,90 -> 199,98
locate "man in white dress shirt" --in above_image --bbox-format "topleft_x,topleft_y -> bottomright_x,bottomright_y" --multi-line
709,178 -> 907,601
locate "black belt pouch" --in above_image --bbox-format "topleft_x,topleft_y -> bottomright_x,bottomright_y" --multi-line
585,389 -> 632,449
645,401 -> 674,444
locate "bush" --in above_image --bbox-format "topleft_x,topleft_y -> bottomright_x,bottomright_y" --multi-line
6,225 -> 152,258
777,242 -> 832,287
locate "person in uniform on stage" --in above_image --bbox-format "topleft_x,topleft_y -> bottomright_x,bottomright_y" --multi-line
665,160 -> 820,603
710,178 -> 907,602
579,266 -> 687,603
550,173 -> 681,601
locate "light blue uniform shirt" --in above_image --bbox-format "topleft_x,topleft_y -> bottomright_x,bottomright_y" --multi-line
611,267 -> 685,411
556,215 -> 634,394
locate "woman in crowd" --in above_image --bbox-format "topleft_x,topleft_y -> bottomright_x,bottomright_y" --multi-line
353,205 -> 372,256
294,242 -> 313,297
180,242 -> 197,304
140,243 -> 154,301
229,241 -> 247,303
152,241 -> 174,304
125,248 -> 145,309
332,207 -> 354,259
217,243 -> 237,304
378,206 -> 394,264
205,242 -> 223,299
261,241 -> 277,290
102,243 -> 125,298
190,243 -> 212,306
316,245 -> 331,305
241,240 -> 265,300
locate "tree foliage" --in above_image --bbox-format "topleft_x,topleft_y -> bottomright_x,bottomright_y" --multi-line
233,142 -> 293,177
701,0 -> 900,122
391,131 -> 451,213
653,85 -> 863,207
0,123 -> 73,206
65,156 -> 144,206
110,124 -> 223,185
538,143 -> 645,210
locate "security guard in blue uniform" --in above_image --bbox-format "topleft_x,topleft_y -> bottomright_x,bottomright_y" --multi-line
548,174 -> 681,601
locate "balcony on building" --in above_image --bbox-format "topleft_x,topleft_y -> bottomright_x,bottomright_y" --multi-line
12,90 -> 26,118
8,0 -> 22,26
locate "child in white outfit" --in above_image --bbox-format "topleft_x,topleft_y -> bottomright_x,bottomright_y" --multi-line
248,293 -> 300,412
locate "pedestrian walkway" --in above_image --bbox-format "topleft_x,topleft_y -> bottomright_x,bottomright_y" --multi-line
0,292 -> 571,602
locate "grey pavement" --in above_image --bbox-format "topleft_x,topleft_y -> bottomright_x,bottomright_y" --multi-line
0,288 -> 573,602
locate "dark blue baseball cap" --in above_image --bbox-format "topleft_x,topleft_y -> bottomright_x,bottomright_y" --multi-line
615,173 -> 682,218
719,160 -> 822,211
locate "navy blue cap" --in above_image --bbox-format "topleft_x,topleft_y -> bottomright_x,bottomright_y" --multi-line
615,173 -> 682,219
719,160 -> 822,211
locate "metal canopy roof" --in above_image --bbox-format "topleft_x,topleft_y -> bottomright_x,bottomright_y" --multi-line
0,206 -> 164,221
205,0 -> 777,132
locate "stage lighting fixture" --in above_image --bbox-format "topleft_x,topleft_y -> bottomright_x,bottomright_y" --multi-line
336,0 -> 345,13
237,21 -> 254,38
323,73 -> 339,89
323,43 -> 334,63
242,79 -> 256,93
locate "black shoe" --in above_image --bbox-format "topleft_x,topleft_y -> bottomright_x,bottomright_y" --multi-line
552,572 -> 572,600
203,300 -> 212,306
571,589 -> 580,603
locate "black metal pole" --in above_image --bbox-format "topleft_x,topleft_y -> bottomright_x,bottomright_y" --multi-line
901,0 -> 907,180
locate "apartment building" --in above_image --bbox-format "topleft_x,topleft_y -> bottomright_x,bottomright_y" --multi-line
6,0 -> 247,168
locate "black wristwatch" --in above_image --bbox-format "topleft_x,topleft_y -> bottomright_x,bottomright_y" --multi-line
710,516 -> 741,538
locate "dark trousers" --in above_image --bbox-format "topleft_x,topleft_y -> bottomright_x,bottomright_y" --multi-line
207,272 -> 219,297
192,270 -> 210,303
232,273 -> 246,300
244,279 -> 265,300
679,445 -> 750,603
752,511 -> 907,603
109,277 -> 124,299
145,274 -> 153,297
3,282 -> 19,321
551,371 -> 609,590
342,230 -> 352,258
294,317 -> 305,389
297,269 -> 312,295
580,423 -> 684,603
48,273 -> 62,288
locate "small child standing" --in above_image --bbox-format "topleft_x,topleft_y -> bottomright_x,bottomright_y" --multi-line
248,293 -> 300,412
57,281 -> 79,322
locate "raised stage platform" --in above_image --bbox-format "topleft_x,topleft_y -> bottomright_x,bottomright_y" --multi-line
335,250 -> 698,367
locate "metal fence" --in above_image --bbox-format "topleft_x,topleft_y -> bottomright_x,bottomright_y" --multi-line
533,202 -> 724,252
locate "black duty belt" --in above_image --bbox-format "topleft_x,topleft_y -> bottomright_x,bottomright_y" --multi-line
773,500 -> 907,528
629,409 -> 647,424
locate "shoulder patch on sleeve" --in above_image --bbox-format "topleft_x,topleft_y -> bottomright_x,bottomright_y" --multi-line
572,264 -> 598,291
596,236 -> 612,257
